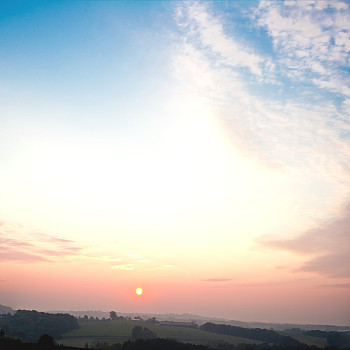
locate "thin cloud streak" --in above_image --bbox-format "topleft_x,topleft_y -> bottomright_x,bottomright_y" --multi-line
0,246 -> 52,263
201,278 -> 233,282
110,264 -> 135,271
319,283 -> 350,289
0,222 -> 84,263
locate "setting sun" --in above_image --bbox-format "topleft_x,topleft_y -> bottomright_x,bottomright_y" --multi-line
135,288 -> 143,296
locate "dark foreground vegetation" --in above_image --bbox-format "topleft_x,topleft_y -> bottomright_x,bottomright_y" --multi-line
0,336 -> 81,350
0,310 -> 79,340
2,337 -> 350,350
1,309 -> 350,350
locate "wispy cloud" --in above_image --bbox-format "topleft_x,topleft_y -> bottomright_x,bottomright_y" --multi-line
256,0 -> 350,99
176,1 -> 267,77
0,221 -> 173,272
145,265 -> 175,271
0,222 -> 83,263
38,234 -> 76,244
258,203 -> 350,278
0,246 -> 51,263
111,263 -> 135,271
0,237 -> 34,248
173,1 -> 350,178
108,253 -> 158,271
319,282 -> 350,289
201,278 -> 233,282
96,256 -> 122,263
174,1 -> 350,282
137,259 -> 152,263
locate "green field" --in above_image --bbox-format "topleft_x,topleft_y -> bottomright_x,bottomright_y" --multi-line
60,320 -> 260,348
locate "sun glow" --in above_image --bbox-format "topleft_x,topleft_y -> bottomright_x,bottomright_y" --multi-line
136,287 -> 143,296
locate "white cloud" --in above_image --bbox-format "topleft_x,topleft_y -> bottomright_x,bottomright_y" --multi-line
256,0 -> 350,96
110,264 -> 135,271
175,1 -> 268,77
145,265 -> 175,271
137,259 -> 152,263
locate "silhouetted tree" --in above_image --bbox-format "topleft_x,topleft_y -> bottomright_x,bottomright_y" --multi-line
0,310 -> 79,341
38,334 -> 54,346
110,311 -> 117,320
147,317 -> 157,324
327,332 -> 350,346
111,343 -> 122,350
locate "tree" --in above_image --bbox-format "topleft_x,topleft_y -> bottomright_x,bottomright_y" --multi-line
327,331 -> 350,346
38,334 -> 54,346
110,311 -> 117,320
147,317 -> 157,324
110,343 -> 122,350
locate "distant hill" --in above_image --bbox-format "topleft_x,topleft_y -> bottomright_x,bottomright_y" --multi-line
0,304 -> 15,315
34,309 -> 350,332
49,310 -> 110,319
224,320 -> 350,332
111,313 -> 350,332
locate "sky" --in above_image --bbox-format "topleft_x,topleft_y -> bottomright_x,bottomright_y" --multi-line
0,0 -> 350,326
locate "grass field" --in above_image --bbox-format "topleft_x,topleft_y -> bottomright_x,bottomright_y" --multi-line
61,320 -> 330,349
60,320 -> 260,348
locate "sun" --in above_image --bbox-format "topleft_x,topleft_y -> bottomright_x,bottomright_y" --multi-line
135,287 -> 143,296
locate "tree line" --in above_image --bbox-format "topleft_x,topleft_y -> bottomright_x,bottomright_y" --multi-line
0,310 -> 80,341
285,328 -> 350,347
200,323 -> 301,346
200,323 -> 350,348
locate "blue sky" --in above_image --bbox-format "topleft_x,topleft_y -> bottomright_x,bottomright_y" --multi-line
1,0 -> 350,324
